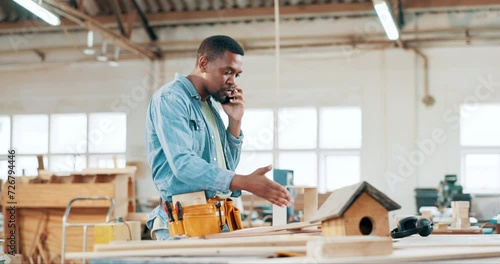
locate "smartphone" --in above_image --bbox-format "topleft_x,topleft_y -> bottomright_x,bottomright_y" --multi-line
221,96 -> 233,104
222,87 -> 235,104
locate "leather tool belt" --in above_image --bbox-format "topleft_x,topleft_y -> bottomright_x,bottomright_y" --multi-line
163,197 -> 243,237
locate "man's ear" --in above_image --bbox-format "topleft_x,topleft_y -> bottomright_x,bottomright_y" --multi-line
198,56 -> 208,73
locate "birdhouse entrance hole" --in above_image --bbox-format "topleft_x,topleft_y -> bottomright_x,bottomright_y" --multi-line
359,216 -> 374,235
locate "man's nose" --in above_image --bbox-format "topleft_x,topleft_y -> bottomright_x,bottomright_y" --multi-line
227,75 -> 235,85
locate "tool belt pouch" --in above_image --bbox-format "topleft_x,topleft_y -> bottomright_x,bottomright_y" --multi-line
223,198 -> 243,231
181,198 -> 244,237
164,202 -> 185,237
182,203 -> 221,237
168,220 -> 185,237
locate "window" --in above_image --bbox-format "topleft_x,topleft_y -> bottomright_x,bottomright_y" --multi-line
460,104 -> 500,193
12,115 -> 49,154
1,113 -> 127,176
279,151 -> 317,187
88,154 -> 126,168
0,116 -> 10,155
278,107 -> 317,149
235,152 -> 274,180
241,109 -> 274,151
0,160 -> 7,182
237,106 -> 362,193
88,113 -> 127,153
463,154 -> 500,191
320,107 -> 362,191
460,105 -> 500,146
235,109 -> 275,181
320,107 -> 362,149
50,113 -> 87,154
50,155 -> 87,172
325,154 -> 361,190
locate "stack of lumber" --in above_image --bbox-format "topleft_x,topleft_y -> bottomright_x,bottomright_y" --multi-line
2,168 -> 136,264
66,233 -> 394,262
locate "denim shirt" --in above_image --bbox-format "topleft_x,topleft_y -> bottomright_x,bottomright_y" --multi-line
145,73 -> 243,229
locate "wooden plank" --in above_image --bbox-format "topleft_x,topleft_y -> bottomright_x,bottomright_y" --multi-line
65,246 -> 306,261
10,176 -> 128,217
221,221 -> 319,235
202,229 -> 320,239
95,235 -> 315,252
307,236 -> 393,258
234,235 -> 500,263
272,204 -> 287,226
431,228 -> 482,235
303,187 -> 318,222
81,167 -> 137,175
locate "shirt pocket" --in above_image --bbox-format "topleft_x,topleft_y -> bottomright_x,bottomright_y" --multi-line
189,118 -> 206,153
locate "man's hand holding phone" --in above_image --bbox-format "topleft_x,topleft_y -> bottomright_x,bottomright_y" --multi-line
221,86 -> 245,122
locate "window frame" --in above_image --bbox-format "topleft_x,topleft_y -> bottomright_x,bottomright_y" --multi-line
460,148 -> 500,194
459,103 -> 500,194
240,106 -> 362,193
0,113 -> 127,176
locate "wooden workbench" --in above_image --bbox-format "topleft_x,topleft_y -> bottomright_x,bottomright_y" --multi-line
66,234 -> 500,263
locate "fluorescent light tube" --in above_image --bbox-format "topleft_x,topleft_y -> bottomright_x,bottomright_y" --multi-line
13,0 -> 61,26
373,0 -> 399,41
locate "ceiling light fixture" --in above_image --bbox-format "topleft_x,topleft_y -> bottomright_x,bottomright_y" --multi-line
13,0 -> 61,26
96,41 -> 108,62
373,0 -> 399,41
108,45 -> 120,67
82,31 -> 96,55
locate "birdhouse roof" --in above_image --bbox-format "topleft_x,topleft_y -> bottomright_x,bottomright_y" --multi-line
310,181 -> 401,222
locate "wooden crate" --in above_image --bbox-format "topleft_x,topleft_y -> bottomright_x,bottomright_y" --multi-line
2,173 -> 129,263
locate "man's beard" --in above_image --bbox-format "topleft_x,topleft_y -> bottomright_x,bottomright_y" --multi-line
210,87 -> 232,103
210,90 -> 226,103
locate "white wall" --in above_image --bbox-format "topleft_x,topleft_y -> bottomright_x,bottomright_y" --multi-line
1,19 -> 500,218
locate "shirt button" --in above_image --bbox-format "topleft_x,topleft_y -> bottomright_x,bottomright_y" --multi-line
211,136 -> 214,139
213,158 -> 217,161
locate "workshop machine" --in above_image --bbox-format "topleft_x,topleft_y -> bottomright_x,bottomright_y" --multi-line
437,174 -> 471,213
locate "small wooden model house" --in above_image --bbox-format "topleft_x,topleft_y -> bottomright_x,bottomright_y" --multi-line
311,181 -> 401,237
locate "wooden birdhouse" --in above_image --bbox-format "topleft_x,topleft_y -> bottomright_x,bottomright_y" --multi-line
311,181 -> 401,237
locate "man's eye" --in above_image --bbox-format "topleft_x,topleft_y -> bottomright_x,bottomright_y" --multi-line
224,71 -> 232,75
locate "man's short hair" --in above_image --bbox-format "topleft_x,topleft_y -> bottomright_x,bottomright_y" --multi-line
196,35 -> 245,64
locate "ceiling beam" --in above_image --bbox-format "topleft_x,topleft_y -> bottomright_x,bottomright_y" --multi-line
403,0 -> 500,11
44,0 -> 158,60
0,2 -> 374,33
1,1 -> 500,34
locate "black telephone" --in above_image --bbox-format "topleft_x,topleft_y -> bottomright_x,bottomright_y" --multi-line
221,96 -> 233,104
222,87 -> 235,104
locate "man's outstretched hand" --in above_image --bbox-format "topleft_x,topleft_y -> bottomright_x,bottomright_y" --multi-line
230,165 -> 294,207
